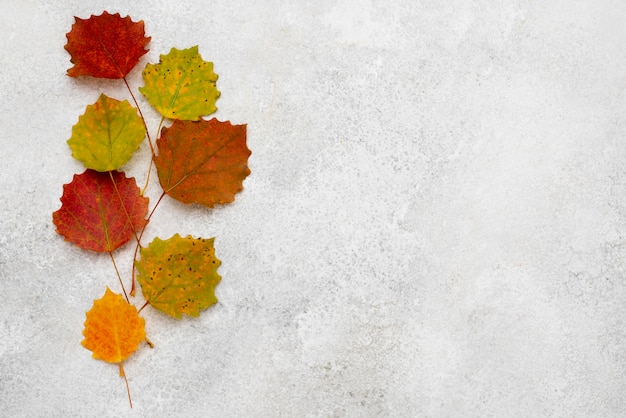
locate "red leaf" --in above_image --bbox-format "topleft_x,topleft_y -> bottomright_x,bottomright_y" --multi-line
53,170 -> 149,252
154,119 -> 251,208
65,11 -> 150,79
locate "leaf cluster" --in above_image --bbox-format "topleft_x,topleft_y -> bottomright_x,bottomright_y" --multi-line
53,11 -> 251,407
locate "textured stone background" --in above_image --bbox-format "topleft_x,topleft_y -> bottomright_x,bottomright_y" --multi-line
1,0 -> 626,416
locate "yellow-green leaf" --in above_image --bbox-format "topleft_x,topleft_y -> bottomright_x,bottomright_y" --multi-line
135,234 -> 221,319
139,46 -> 220,120
67,94 -> 145,171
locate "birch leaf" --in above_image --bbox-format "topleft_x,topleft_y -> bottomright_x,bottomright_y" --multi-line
154,118 -> 250,208
65,11 -> 150,79
82,288 -> 146,363
139,46 -> 220,120
67,94 -> 145,171
52,170 -> 149,252
135,234 -> 221,319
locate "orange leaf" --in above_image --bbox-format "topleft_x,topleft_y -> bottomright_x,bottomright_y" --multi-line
154,118 -> 251,207
52,170 -> 149,252
82,288 -> 146,363
65,11 -> 150,79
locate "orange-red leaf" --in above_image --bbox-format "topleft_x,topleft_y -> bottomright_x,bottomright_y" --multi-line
65,11 -> 150,79
154,118 -> 251,207
53,170 -> 149,252
82,287 -> 146,363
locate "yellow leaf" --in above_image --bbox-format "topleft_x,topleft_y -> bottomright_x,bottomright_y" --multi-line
67,94 -> 145,172
135,234 -> 221,319
82,288 -> 146,363
139,46 -> 220,120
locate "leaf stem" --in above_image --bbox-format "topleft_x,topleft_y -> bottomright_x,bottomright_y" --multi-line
130,191 -> 166,296
119,362 -> 133,408
109,251 -> 129,303
122,76 -> 154,157
141,159 -> 154,197
138,300 -> 150,314
145,337 -> 154,348
140,116 -> 165,196
156,116 -> 165,138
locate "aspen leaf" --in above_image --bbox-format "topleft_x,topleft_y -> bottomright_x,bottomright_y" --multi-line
155,118 -> 251,207
53,170 -> 149,252
135,234 -> 221,319
67,94 -> 145,171
82,287 -> 146,363
139,46 -> 220,120
65,11 -> 150,79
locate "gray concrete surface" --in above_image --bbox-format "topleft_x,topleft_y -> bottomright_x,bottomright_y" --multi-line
1,0 -> 626,416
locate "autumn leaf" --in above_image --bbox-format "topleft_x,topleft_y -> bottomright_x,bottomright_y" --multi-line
139,46 -> 220,120
67,94 -> 145,171
65,11 -> 150,79
82,287 -> 145,408
82,287 -> 146,363
154,118 -> 250,207
135,234 -> 221,319
53,170 -> 149,252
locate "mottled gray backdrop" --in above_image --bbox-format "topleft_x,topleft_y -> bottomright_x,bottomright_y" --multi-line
1,0 -> 625,416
